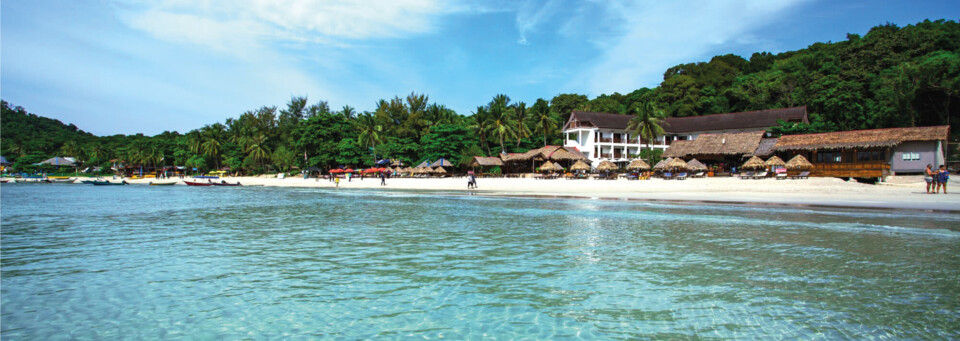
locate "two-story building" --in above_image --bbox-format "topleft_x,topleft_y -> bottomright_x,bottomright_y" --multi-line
562,107 -> 809,166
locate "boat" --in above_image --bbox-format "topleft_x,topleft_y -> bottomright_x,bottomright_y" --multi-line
0,179 -> 8,183
185,180 -> 241,186
48,178 -> 77,183
211,181 -> 241,186
184,181 -> 214,186
149,181 -> 178,186
91,180 -> 128,186
16,178 -> 52,183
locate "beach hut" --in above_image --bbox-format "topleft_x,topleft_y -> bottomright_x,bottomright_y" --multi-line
570,160 -> 591,172
765,156 -> 786,168
741,156 -> 765,170
626,159 -> 651,171
430,158 -> 454,168
433,166 -> 447,175
415,160 -> 432,168
666,158 -> 687,170
539,161 -> 563,172
685,159 -> 706,171
786,155 -> 813,170
40,157 -> 76,167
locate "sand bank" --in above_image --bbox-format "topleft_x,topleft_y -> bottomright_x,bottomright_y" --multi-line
112,175 -> 960,212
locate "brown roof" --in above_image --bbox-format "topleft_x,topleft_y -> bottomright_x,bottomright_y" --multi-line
662,131 -> 765,158
564,107 -> 807,134
753,138 -> 778,157
501,146 -> 587,162
773,125 -> 950,151
468,156 -> 503,167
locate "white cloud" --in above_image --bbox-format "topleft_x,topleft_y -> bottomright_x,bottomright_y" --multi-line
117,0 -> 467,50
575,0 -> 808,95
514,0 -> 561,45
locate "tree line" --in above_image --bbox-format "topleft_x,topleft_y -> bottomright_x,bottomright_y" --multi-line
2,19 -> 957,174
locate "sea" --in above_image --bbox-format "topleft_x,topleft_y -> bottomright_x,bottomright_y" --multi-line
2,184 -> 959,339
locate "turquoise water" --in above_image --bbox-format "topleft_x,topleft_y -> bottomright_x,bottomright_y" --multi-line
2,184 -> 959,339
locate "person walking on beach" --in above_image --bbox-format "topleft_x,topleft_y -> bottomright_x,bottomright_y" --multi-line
467,173 -> 477,189
936,165 -> 949,194
925,164 -> 936,194
379,171 -> 386,186
335,176 -> 340,188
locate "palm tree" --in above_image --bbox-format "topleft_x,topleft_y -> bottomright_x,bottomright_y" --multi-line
60,140 -> 80,158
512,102 -> 531,148
340,105 -> 357,120
7,139 -> 27,157
246,134 -> 271,171
626,102 -> 666,164
488,94 -> 516,153
202,138 -> 221,170
531,99 -> 557,147
186,130 -> 202,155
470,106 -> 492,156
356,112 -> 382,164
87,143 -> 106,165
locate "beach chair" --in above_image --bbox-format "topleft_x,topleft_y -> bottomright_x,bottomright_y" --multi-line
662,172 -> 673,180
775,168 -> 788,180
676,172 -> 688,180
790,171 -> 810,179
753,171 -> 768,179
693,171 -> 704,178
738,171 -> 754,179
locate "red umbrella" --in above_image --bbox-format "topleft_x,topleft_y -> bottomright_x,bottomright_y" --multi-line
344,168 -> 355,173
467,170 -> 475,174
329,169 -> 343,173
363,168 -> 377,173
378,167 -> 388,172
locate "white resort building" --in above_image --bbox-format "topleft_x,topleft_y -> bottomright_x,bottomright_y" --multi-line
562,107 -> 809,166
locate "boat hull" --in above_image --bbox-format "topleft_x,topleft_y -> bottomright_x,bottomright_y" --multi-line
150,181 -> 178,186
91,181 -> 127,186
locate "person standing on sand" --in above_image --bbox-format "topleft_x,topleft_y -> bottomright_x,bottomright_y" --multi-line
925,164 -> 936,194
467,174 -> 477,189
936,165 -> 949,194
335,176 -> 340,188
380,172 -> 386,186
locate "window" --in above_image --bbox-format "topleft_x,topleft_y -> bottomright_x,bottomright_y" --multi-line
901,152 -> 920,161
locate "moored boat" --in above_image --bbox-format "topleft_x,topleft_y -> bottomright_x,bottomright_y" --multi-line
91,180 -> 128,186
184,181 -> 214,186
48,178 -> 77,183
211,181 -> 241,186
149,181 -> 178,186
16,178 -> 52,183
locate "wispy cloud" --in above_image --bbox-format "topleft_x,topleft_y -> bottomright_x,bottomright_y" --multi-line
573,0 -> 808,95
514,0 -> 562,45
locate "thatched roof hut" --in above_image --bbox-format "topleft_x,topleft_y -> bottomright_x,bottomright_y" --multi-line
685,159 -> 706,171
414,167 -> 432,174
539,161 -> 563,172
468,156 -> 504,167
430,158 -> 454,168
663,131 -> 766,158
741,156 -> 766,169
764,156 -> 786,167
653,157 -> 674,171
434,166 -> 447,174
415,160 -> 431,168
570,160 -> 591,171
596,160 -> 618,171
626,159 -> 651,170
773,125 -> 950,151
501,146 -> 587,162
786,155 -> 813,170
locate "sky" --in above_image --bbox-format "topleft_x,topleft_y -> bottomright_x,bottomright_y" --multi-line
2,0 -> 958,136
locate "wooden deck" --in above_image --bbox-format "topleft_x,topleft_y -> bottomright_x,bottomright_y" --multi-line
810,163 -> 891,178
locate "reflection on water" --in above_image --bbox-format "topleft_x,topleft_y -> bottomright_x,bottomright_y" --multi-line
2,184 -> 959,339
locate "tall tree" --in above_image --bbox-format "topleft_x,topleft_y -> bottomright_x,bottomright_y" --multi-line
512,102 -> 531,148
626,102 -> 666,164
488,94 -> 516,153
530,98 -> 557,147
356,112 -> 382,164
470,106 -> 492,156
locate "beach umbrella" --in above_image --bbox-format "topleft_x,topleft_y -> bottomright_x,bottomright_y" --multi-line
329,168 -> 343,173
786,155 -> 813,170
626,159 -> 651,170
764,156 -> 786,167
430,158 -> 453,168
741,156 -> 765,170
666,158 -> 687,169
434,166 -> 447,174
596,160 -> 618,171
539,161 -> 562,172
344,168 -> 355,173
685,159 -> 707,171
363,168 -> 378,173
653,157 -> 674,171
570,160 -> 591,172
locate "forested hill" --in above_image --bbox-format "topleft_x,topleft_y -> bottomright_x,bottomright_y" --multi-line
581,19 -> 960,134
1,19 -> 957,173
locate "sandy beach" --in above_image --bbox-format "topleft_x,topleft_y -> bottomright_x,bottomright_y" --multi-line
107,174 -> 960,212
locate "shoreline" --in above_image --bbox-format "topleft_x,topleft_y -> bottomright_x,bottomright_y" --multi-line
71,175 -> 960,213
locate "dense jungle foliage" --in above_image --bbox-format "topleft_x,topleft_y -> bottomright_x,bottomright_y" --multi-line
2,20 -> 958,173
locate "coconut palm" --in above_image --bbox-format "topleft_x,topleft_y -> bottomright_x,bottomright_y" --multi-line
340,105 -> 356,120
246,134 -> 271,171
202,137 -> 221,169
356,112 -> 382,164
530,99 -> 557,147
488,94 -> 516,153
60,140 -> 80,158
470,106 -> 493,156
626,102 -> 666,164
512,102 -> 531,148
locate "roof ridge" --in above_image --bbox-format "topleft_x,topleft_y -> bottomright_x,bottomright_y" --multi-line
665,106 -> 807,121
781,125 -> 950,138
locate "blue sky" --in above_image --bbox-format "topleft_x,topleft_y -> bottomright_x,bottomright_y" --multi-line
2,0 -> 958,136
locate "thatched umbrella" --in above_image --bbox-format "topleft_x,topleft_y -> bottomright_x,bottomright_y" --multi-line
786,155 -> 813,170
596,160 -> 618,172
415,167 -> 432,174
764,156 -> 786,167
741,156 -> 766,169
627,159 -> 651,170
686,159 -> 707,171
540,161 -> 563,172
434,166 -> 447,174
653,157 -> 674,171
666,158 -> 687,170
570,160 -> 591,172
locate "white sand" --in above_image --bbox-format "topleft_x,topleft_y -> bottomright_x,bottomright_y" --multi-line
114,174 -> 960,212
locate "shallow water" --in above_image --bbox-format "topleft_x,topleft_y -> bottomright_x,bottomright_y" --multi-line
2,184 -> 959,339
